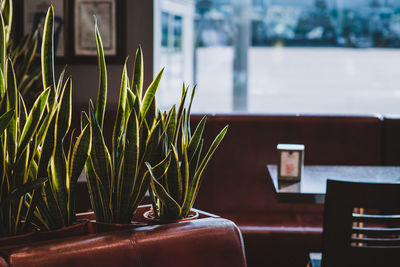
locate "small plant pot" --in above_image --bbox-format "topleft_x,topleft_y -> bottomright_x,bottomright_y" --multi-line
34,220 -> 90,242
76,211 -> 146,234
143,209 -> 199,224
88,220 -> 146,234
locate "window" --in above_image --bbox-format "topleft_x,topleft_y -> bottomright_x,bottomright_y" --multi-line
155,0 -> 400,115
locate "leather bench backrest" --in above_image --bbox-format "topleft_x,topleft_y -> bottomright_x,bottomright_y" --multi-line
191,114 -> 383,213
382,115 -> 400,165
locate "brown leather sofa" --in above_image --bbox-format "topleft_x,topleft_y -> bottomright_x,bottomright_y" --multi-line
191,114 -> 383,267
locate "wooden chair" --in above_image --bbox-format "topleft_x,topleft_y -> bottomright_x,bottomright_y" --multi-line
310,179 -> 400,267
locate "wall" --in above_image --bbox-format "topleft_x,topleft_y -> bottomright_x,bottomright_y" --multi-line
56,1 -> 154,110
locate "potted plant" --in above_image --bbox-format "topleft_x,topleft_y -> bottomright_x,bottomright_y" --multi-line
144,86 -> 228,221
84,20 -> 167,226
27,6 -> 92,234
0,1 -> 49,239
0,3 -> 91,247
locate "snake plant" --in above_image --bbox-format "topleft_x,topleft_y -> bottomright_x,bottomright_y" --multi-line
8,29 -> 41,109
145,86 -> 228,220
3,0 -> 41,109
26,6 -> 92,231
84,21 -> 167,224
0,5 -> 49,235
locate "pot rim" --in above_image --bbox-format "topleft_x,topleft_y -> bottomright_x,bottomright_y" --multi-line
143,209 -> 199,224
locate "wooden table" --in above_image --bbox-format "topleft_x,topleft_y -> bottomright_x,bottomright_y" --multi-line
267,165 -> 400,203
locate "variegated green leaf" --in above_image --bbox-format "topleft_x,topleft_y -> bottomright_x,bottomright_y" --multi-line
165,146 -> 182,202
43,179 -> 64,229
85,156 -> 111,222
68,124 -> 91,224
50,138 -> 68,225
14,142 -> 29,188
188,139 -> 203,185
0,108 -> 13,135
126,88 -> 136,116
146,162 -> 181,219
131,47 -> 143,98
174,84 -> 188,144
186,85 -> 197,138
94,20 -> 107,129
0,68 -> 4,100
144,94 -> 157,129
0,12 -> 6,74
181,125 -> 228,216
56,65 -> 67,98
36,111 -> 56,179
6,59 -> 18,162
165,106 -> 176,147
18,92 -> 27,127
55,77 -> 72,140
117,110 -> 139,222
112,60 -> 128,162
1,0 -> 12,42
80,111 -> 90,130
89,101 -> 112,191
140,68 -> 164,121
187,115 -> 206,161
41,5 -> 56,109
1,177 -> 47,209
70,124 -> 91,184
181,144 -> 190,205
18,88 -> 50,154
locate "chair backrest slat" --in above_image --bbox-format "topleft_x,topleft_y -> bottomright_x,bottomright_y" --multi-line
352,227 -> 400,236
351,237 -> 400,247
352,213 -> 400,224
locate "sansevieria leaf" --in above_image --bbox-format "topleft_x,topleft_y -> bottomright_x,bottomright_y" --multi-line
140,68 -> 164,120
0,108 -> 13,135
187,115 -> 206,161
1,177 -> 47,209
55,77 -> 72,140
131,46 -> 143,98
0,11 -> 5,74
0,67 -> 5,100
18,88 -> 50,154
6,59 -> 18,162
182,125 -> 228,216
112,61 -> 128,162
36,110 -> 56,179
94,20 -> 107,129
1,0 -> 12,42
41,5 -> 55,109
146,162 -> 181,219
89,101 -> 112,190
70,124 -> 91,184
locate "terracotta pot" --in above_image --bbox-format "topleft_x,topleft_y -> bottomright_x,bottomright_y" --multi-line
143,209 -> 199,224
34,220 -> 89,242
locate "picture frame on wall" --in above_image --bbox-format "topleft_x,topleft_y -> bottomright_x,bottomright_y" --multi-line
23,0 -> 65,57
74,0 -> 116,56
16,0 -> 126,64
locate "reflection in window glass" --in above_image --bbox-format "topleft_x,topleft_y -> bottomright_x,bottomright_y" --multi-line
155,0 -> 400,114
174,15 -> 183,50
161,12 -> 169,47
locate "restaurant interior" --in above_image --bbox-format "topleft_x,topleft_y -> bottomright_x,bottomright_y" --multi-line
1,0 -> 400,266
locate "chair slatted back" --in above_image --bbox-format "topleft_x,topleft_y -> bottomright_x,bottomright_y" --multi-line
322,179 -> 400,267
